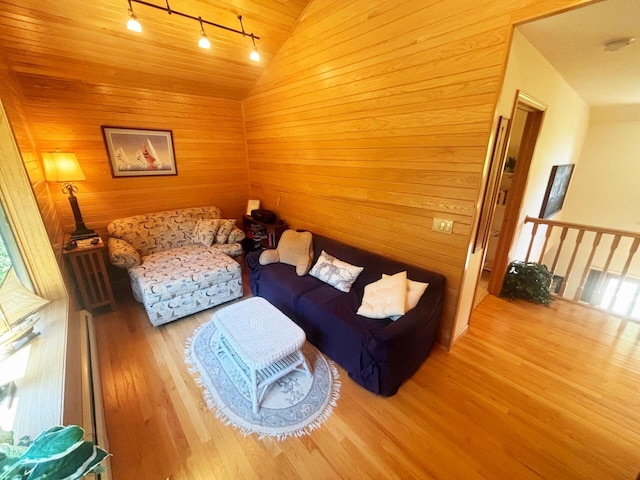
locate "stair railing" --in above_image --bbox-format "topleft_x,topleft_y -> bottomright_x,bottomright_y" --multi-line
523,216 -> 640,317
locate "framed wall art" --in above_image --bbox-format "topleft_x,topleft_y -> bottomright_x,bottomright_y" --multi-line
102,126 -> 177,177
539,164 -> 574,219
473,116 -> 511,252
246,199 -> 261,215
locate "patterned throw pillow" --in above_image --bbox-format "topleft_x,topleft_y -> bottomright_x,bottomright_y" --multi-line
309,250 -> 363,293
192,219 -> 220,247
215,219 -> 236,244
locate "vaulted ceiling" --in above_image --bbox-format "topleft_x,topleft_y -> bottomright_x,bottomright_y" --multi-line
0,0 -> 311,100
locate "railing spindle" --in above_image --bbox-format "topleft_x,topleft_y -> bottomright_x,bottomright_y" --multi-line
539,224 -> 554,264
574,232 -> 603,301
560,229 -> 585,297
525,222 -> 539,262
606,237 -> 640,310
591,234 -> 621,307
550,227 -> 569,275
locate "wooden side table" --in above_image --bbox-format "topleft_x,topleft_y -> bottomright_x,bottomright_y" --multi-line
63,235 -> 115,312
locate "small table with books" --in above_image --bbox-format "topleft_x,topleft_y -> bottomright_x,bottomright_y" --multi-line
242,215 -> 287,251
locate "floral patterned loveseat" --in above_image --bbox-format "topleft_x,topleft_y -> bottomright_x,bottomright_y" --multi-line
107,206 -> 245,326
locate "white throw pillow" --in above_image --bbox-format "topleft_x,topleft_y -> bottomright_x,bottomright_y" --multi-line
357,271 -> 408,319
192,219 -> 220,247
309,250 -> 363,293
383,273 -> 429,320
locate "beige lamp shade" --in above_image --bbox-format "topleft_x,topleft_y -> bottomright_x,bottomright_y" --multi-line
43,152 -> 86,183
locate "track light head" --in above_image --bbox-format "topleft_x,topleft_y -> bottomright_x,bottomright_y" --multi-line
250,36 -> 260,62
199,33 -> 211,49
198,18 -> 211,49
126,0 -> 141,32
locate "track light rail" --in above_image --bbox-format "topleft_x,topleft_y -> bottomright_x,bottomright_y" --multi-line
128,0 -> 260,41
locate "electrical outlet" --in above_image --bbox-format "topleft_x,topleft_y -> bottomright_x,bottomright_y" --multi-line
432,217 -> 454,234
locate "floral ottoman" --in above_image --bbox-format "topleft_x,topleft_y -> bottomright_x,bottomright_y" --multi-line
129,246 -> 242,326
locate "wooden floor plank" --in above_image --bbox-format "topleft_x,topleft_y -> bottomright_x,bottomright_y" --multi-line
94,274 -> 640,480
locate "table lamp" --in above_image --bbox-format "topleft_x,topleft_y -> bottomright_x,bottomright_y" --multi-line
43,151 -> 96,240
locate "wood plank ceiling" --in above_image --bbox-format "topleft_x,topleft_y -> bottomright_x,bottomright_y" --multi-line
0,0 -> 311,100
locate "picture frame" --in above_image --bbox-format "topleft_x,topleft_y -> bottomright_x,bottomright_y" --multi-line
246,199 -> 261,215
474,116 -> 510,252
539,164 -> 574,219
102,126 -> 177,177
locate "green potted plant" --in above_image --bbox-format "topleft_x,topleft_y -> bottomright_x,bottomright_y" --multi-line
500,260 -> 553,305
0,425 -> 109,479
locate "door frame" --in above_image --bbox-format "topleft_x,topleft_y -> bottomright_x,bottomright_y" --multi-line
487,91 -> 547,295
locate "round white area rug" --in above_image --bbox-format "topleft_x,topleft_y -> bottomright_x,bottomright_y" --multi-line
185,319 -> 341,440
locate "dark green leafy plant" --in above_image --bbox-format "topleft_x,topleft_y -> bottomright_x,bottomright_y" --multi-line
0,425 -> 109,480
500,261 -> 553,305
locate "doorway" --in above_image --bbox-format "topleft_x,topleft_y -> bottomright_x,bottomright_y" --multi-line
475,91 -> 547,305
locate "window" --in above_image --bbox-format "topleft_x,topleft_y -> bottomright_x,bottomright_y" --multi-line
581,269 -> 640,321
0,200 -> 32,289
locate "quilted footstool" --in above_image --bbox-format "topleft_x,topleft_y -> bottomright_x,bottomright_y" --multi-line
128,246 -> 243,326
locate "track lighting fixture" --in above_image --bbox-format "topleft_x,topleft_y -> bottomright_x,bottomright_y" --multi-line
124,0 -> 260,60
250,36 -> 260,62
198,17 -> 211,50
126,0 -> 142,32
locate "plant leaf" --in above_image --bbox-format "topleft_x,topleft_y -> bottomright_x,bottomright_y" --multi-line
20,426 -> 84,464
26,441 -> 109,480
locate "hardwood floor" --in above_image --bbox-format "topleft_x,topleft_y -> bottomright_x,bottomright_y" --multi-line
95,274 -> 640,479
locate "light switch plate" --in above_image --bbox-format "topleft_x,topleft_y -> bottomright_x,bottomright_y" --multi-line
433,217 -> 454,234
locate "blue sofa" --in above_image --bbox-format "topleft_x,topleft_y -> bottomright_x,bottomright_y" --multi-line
246,233 -> 445,396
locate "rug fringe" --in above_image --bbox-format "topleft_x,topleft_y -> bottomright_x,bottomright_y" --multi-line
184,323 -> 341,441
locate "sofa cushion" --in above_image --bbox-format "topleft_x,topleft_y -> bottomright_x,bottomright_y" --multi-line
192,219 -> 220,247
309,250 -> 363,293
107,206 -> 223,256
130,247 -> 240,303
357,271 -> 407,319
248,261 -> 323,319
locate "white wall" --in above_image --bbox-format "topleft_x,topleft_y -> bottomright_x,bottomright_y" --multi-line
499,30 -> 590,261
561,104 -> 640,230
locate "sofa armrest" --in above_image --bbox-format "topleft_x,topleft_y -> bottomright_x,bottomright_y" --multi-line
361,279 -> 445,395
108,237 -> 141,269
227,227 -> 245,244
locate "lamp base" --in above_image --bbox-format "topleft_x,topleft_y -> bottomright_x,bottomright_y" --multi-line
66,189 -> 97,240
70,231 -> 99,241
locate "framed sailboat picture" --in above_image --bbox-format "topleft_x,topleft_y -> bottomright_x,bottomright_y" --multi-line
102,126 -> 177,177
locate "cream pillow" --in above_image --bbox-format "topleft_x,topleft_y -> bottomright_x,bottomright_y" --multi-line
192,219 -> 220,247
357,271 -> 408,319
309,250 -> 363,292
214,219 -> 236,244
383,273 -> 429,320
259,230 -> 314,276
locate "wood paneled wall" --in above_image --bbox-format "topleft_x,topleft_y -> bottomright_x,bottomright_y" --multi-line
17,74 -> 250,239
243,0 -> 592,349
0,51 -> 65,260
